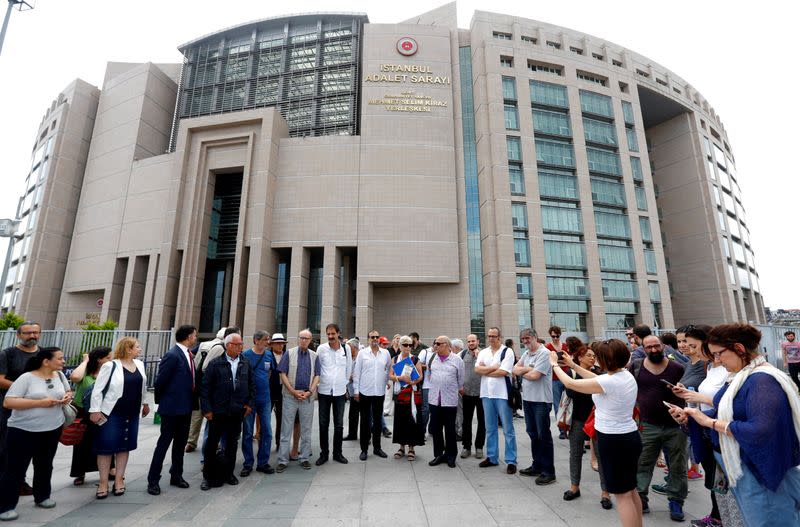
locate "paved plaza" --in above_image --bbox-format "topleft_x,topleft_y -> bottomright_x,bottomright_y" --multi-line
16,408 -> 709,526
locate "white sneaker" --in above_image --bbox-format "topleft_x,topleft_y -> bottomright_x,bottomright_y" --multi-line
460,448 -> 471,459
475,449 -> 484,459
35,499 -> 56,509
0,510 -> 19,521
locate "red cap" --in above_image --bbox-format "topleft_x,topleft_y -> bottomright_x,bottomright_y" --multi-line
379,336 -> 389,345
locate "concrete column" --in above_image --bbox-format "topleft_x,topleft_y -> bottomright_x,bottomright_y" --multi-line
286,247 -> 309,346
243,239 -> 277,336
354,279 -> 373,341
140,250 -> 160,330
319,244 -> 341,330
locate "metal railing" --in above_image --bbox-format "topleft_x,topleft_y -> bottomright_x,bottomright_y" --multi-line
0,329 -> 174,388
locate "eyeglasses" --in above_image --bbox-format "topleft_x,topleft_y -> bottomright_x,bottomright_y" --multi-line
369,336 -> 380,339
401,343 -> 413,348
710,348 -> 730,359
298,336 -> 311,340
550,334 -> 558,339
433,341 -> 446,346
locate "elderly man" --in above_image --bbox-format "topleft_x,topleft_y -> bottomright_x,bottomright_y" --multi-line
631,335 -> 687,520
0,321 -> 41,494
427,336 -> 465,468
240,330 -> 277,476
276,329 -> 319,472
353,330 -> 392,461
460,334 -> 485,459
199,333 -> 254,490
315,323 -> 352,466
475,326 -> 518,474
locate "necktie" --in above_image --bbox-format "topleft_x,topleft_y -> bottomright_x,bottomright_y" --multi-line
188,351 -> 196,390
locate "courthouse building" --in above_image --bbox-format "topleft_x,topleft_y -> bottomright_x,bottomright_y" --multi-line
1,3 -> 765,342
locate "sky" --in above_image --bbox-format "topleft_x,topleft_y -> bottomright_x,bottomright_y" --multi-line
0,0 -> 796,310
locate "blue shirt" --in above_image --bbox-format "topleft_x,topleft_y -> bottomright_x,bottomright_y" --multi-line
707,372 -> 800,491
277,348 -> 313,391
242,349 -> 274,403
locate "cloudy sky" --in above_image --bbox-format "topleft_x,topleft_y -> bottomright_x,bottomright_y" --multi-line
0,0 -> 796,311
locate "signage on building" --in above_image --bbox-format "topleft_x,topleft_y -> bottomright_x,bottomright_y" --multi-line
76,312 -> 101,328
396,37 -> 418,56
96,298 -> 104,308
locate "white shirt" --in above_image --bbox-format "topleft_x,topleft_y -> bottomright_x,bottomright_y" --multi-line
177,342 -> 193,370
475,346 -> 515,399
592,370 -> 638,434
698,364 -> 729,411
418,348 -> 434,388
316,341 -> 352,397
225,353 -> 240,384
353,347 -> 391,396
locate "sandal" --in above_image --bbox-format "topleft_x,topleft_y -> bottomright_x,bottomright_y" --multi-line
394,448 -> 405,459
73,477 -> 85,486
96,488 -> 109,500
113,486 -> 126,496
407,449 -> 416,461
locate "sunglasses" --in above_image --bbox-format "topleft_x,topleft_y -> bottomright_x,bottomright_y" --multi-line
45,379 -> 54,390
433,341 -> 447,346
401,343 -> 413,348
369,336 -> 380,339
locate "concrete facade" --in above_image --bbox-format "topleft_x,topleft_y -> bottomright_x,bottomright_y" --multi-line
3,3 -> 764,342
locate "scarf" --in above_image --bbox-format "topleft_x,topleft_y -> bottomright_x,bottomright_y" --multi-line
717,355 -> 800,487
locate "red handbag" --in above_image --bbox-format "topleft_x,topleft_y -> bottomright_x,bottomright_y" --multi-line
583,408 -> 596,439
59,417 -> 88,446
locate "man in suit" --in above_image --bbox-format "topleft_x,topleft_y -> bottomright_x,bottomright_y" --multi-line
200,333 -> 254,490
147,325 -> 198,495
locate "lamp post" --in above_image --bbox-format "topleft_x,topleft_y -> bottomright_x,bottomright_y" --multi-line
0,218 -> 22,311
0,1 -> 33,58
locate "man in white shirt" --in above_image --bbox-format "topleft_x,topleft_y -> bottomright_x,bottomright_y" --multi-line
314,323 -> 352,466
474,326 -> 518,474
513,329 -> 556,485
353,330 -> 392,460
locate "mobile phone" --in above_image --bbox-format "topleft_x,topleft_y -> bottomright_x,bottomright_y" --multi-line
660,379 -> 676,389
662,401 -> 678,409
556,351 -> 565,360
96,414 -> 108,426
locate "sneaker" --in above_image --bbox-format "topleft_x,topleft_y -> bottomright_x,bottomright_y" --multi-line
35,499 -> 56,509
558,430 -> 567,440
460,448 -> 471,459
535,474 -> 556,485
652,483 -> 668,495
641,496 -> 650,514
687,468 -> 703,480
475,449 -> 484,459
0,510 -> 19,521
519,466 -> 541,477
668,500 -> 685,522
276,463 -> 288,473
690,516 -> 722,527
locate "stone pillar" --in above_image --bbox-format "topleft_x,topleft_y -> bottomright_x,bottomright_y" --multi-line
354,279 -> 373,342
286,247 -> 309,346
320,244 -> 341,330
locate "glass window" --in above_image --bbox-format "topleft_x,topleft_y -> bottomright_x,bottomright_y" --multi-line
323,41 -> 352,66
517,274 -> 533,297
706,159 -> 717,181
598,244 -> 634,272
732,241 -> 746,263
225,57 -> 249,81
718,210 -> 727,231
702,136 -> 712,157
583,118 -> 618,146
319,97 -> 351,125
507,137 -> 522,161
502,77 -> 517,100
514,231 -> 531,266
254,78 -> 279,105
509,165 -> 525,195
289,46 -> 317,71
644,249 -> 657,274
530,80 -> 568,108
287,73 -> 315,98
594,210 -> 631,238
518,298 -> 533,331
602,279 -> 639,301
621,101 -> 635,124
550,313 -> 587,332
539,170 -> 578,200
713,186 -> 721,207
587,148 -> 621,175
579,90 -> 614,118
500,56 -> 513,68
635,187 -> 647,211
221,82 -> 247,111
728,263 -> 736,285
321,70 -> 351,94
31,145 -> 45,167
713,143 -> 727,170
256,51 -> 282,76
639,217 -> 652,242
718,168 -> 731,191
547,276 -> 589,298
549,299 -> 589,313
630,156 -> 644,181
533,109 -> 571,137
722,191 -> 736,214
504,104 -> 519,130
535,139 -> 575,168
590,178 -> 626,206
542,205 -> 583,233
738,267 -> 750,289
544,240 -> 586,268
285,101 -> 313,127
626,128 -> 639,151
722,237 -> 731,259
511,203 -> 528,228
649,282 -> 661,302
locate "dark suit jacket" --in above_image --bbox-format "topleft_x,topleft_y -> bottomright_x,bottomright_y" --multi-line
154,345 -> 196,415
200,354 -> 255,416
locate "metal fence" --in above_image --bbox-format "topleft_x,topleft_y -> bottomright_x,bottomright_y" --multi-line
604,324 -> 798,370
0,329 -> 174,388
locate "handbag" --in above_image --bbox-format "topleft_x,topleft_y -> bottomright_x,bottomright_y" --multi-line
499,347 -> 520,409
62,403 -> 78,426
583,407 -> 596,439
556,391 -> 573,431
59,416 -> 87,446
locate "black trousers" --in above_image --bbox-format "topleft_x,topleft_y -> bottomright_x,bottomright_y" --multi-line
430,404 -> 457,462
347,396 -> 360,438
318,394 -> 346,458
789,363 -> 800,392
147,413 -> 191,484
0,426 -> 60,513
272,395 -> 283,449
203,412 -> 243,484
462,394 -> 485,450
358,394 -> 384,453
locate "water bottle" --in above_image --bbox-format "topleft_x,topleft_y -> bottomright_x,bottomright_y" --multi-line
687,387 -> 698,409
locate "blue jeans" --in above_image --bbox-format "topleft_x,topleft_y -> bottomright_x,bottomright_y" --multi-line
523,400 -> 554,477
552,379 -> 565,418
716,452 -> 800,527
242,399 -> 272,469
482,397 -> 517,465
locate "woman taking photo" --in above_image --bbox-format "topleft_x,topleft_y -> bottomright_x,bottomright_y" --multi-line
0,347 -> 73,521
559,343 -> 612,509
550,339 -> 642,527
89,337 -> 150,499
669,324 -> 800,526
69,346 -> 113,486
389,335 -> 424,461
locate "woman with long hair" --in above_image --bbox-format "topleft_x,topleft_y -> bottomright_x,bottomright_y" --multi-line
0,347 -> 73,521
89,337 -> 150,499
69,346 -> 113,485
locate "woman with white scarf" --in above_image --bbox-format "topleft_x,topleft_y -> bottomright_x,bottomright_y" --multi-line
668,323 -> 800,526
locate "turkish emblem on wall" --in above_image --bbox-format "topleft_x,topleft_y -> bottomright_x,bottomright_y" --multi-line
396,37 -> 418,56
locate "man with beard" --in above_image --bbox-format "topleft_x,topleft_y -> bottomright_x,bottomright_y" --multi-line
459,334 -> 485,460
0,321 -> 41,495
314,323 -> 352,466
630,335 -> 687,521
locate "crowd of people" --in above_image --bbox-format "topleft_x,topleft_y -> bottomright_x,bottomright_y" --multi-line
0,320 -> 798,526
